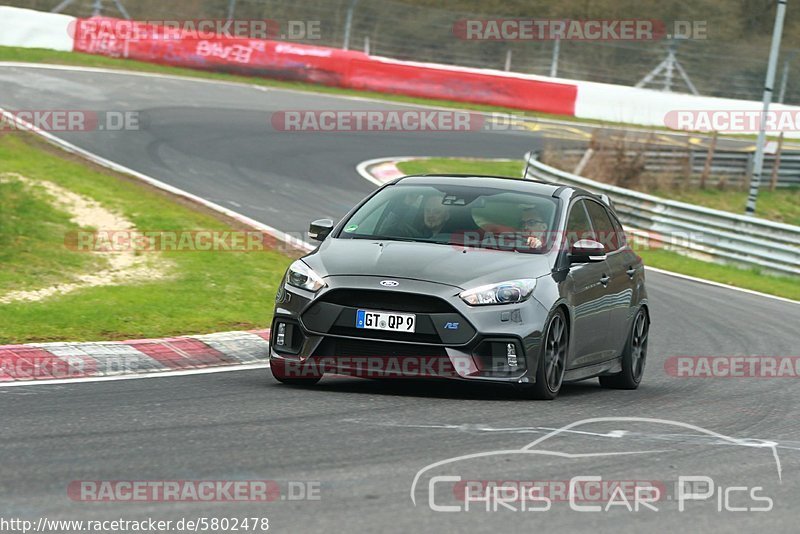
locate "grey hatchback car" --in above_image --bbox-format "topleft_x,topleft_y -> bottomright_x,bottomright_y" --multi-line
270,175 -> 649,399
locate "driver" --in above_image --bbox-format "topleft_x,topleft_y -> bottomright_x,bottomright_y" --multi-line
420,194 -> 451,238
519,206 -> 548,249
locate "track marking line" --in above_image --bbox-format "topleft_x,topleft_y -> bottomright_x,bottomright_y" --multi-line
644,266 -> 799,305
0,105 -> 314,253
0,362 -> 269,388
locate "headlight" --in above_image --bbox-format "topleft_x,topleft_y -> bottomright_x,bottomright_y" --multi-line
459,279 -> 537,306
286,260 -> 326,292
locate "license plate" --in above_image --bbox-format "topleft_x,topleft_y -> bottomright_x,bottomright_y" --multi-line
356,309 -> 416,333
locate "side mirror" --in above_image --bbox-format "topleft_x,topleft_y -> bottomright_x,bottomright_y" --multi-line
569,239 -> 606,263
308,219 -> 335,242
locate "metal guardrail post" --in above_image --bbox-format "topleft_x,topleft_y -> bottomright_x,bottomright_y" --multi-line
550,37 -> 560,77
552,146 -> 800,188
770,132 -> 785,191
700,131 -> 718,189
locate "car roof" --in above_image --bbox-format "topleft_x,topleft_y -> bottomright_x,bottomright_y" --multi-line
394,174 -> 584,199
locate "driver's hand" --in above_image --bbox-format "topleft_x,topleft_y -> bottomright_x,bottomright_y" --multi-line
526,235 -> 543,248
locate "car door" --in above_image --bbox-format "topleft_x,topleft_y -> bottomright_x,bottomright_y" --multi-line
584,199 -> 634,359
564,199 -> 612,368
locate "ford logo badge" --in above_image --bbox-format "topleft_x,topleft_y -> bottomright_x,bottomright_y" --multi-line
380,280 -> 399,287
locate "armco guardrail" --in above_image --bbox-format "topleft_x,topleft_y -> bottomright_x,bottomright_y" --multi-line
556,147 -> 800,188
524,152 -> 800,277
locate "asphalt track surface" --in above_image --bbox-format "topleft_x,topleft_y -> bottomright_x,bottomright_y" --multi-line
1,65 -> 799,533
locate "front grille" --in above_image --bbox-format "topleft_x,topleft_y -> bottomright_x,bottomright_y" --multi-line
328,326 -> 442,344
318,289 -> 454,313
312,338 -> 457,378
301,289 -> 475,346
333,339 -> 448,359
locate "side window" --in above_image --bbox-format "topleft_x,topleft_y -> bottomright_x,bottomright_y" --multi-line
565,200 -> 593,247
584,200 -> 620,252
609,213 -> 628,249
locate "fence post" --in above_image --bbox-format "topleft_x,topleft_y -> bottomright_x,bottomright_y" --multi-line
550,37 -> 560,77
683,137 -> 693,186
700,130 -> 718,189
342,0 -> 360,50
770,132 -> 785,191
504,49 -> 512,72
743,153 -> 754,190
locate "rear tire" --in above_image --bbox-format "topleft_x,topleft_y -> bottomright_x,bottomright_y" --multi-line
599,308 -> 649,390
520,308 -> 568,400
270,358 -> 322,386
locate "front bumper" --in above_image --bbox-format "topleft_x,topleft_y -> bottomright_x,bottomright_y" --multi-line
271,275 -> 549,384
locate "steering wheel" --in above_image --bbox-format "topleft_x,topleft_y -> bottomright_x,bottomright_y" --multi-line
392,220 -> 425,238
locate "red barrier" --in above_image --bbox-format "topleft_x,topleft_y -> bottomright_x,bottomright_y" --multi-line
71,17 -> 577,116
71,17 -> 366,86
348,57 -> 576,116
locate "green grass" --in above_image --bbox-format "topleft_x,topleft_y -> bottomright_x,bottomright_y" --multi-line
399,158 -> 524,177
397,157 -> 800,301
0,134 -> 293,344
637,249 -> 800,301
0,177 -> 104,292
651,187 -> 800,227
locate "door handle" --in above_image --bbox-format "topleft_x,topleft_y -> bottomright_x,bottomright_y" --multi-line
600,274 -> 610,286
626,267 -> 637,278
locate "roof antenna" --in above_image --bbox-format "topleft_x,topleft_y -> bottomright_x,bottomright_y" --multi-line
522,151 -> 536,180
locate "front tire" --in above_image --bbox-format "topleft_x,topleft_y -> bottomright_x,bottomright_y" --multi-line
270,358 -> 322,386
599,308 -> 649,390
521,308 -> 568,400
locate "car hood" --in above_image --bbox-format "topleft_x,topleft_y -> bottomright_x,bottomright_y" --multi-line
304,238 -> 553,290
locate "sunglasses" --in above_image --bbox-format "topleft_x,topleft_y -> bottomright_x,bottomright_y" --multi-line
522,219 -> 547,227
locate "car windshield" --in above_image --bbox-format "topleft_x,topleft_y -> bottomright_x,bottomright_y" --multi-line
338,183 -> 559,253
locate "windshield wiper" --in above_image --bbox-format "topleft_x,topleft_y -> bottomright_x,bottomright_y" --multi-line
349,235 -> 432,244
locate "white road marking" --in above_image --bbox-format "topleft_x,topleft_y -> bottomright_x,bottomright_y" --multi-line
0,362 -> 270,388
409,416 -> 786,505
645,266 -> 800,305
0,105 -> 314,253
